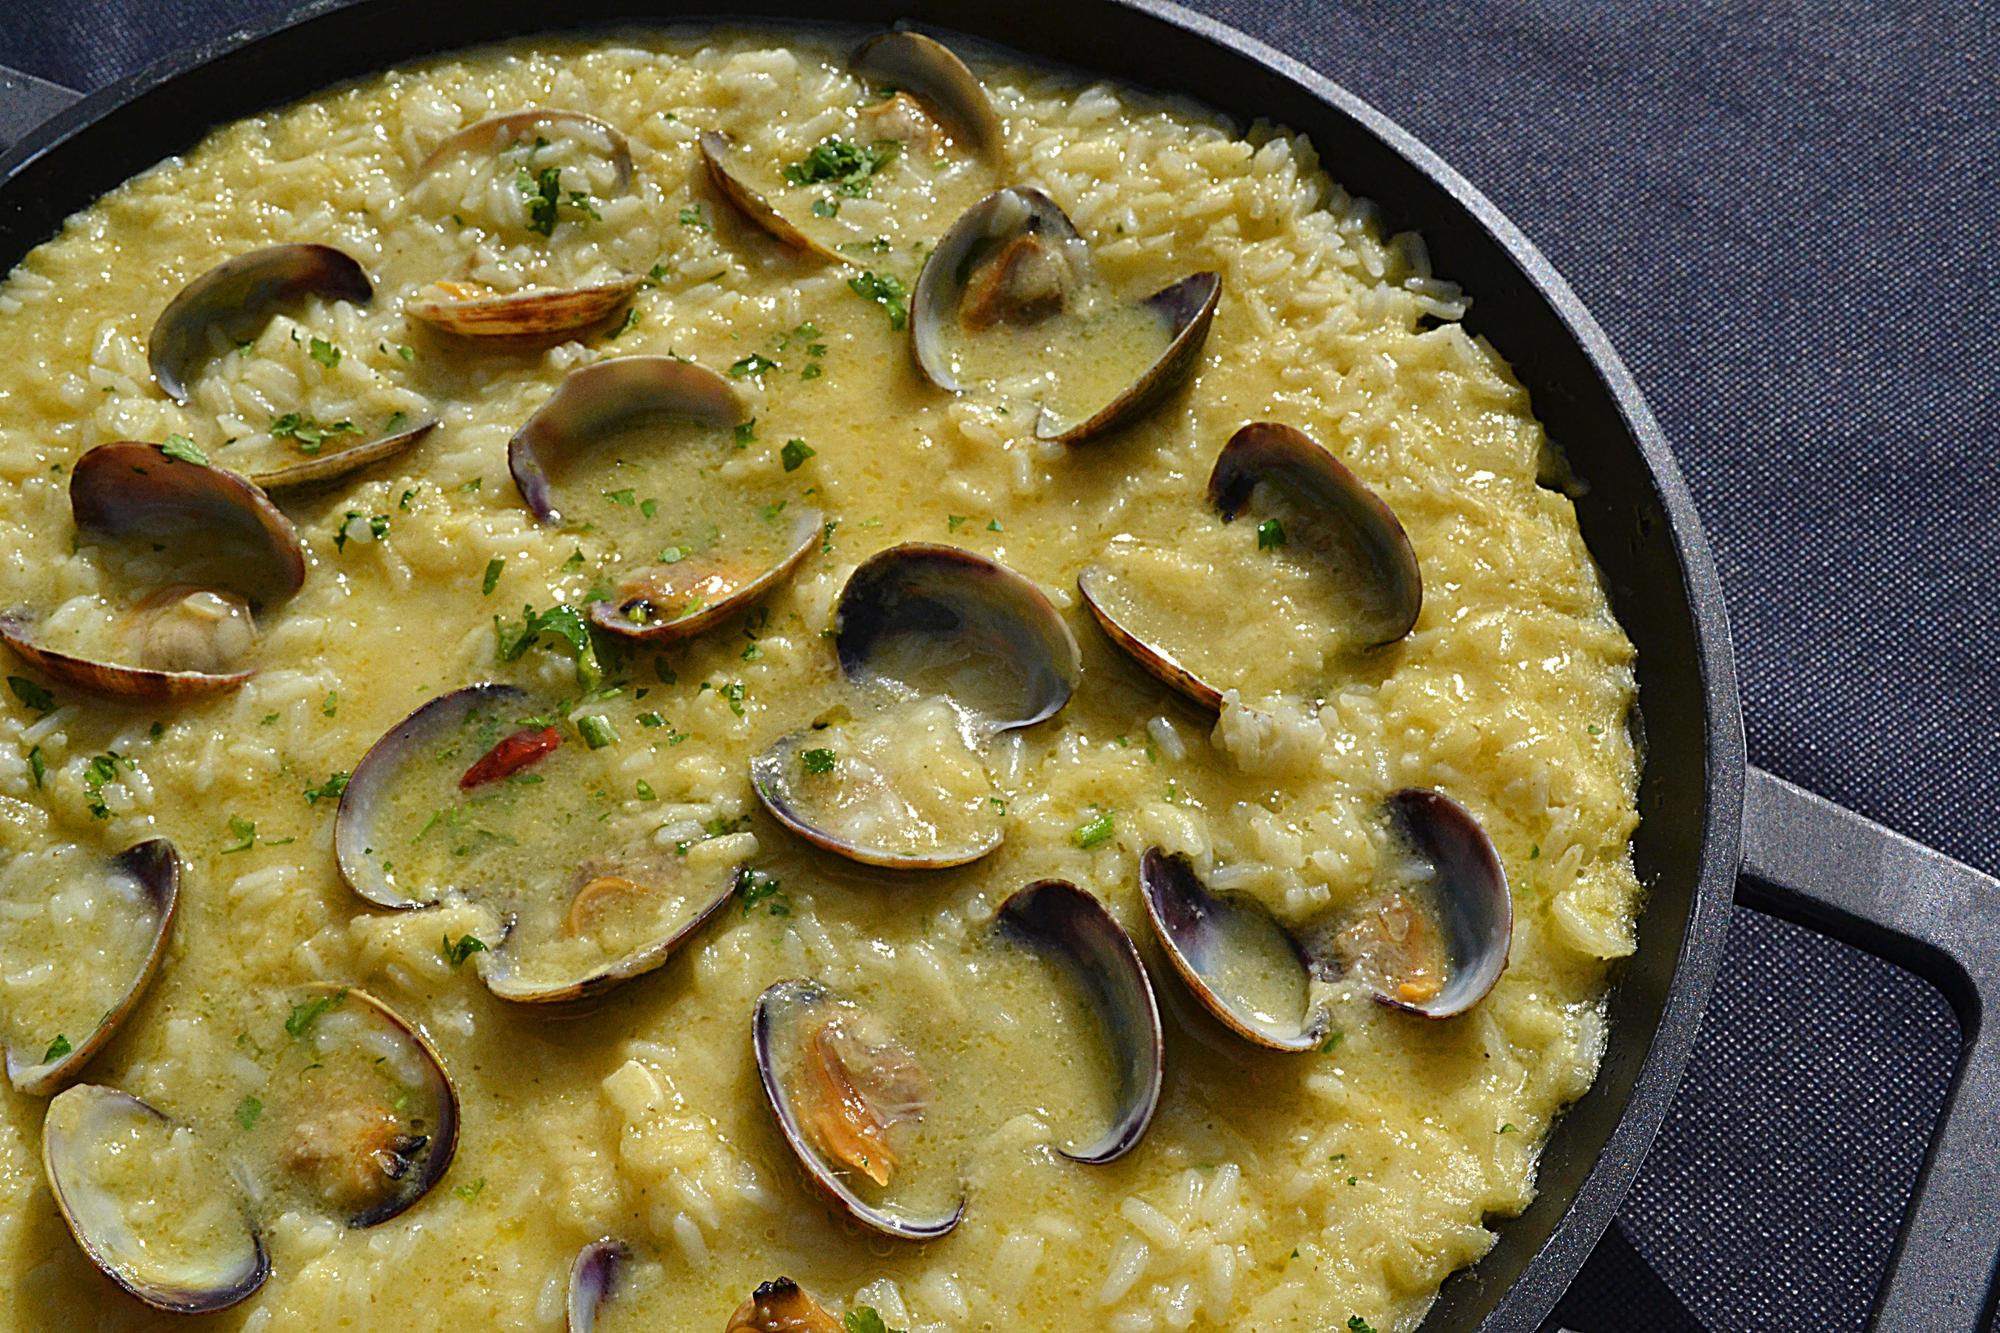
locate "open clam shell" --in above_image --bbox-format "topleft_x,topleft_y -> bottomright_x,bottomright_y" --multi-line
247,414 -> 438,493
567,1237 -> 628,1332
834,543 -> 1080,733
417,109 -> 635,192
849,30 -> 1004,165
4,840 -> 180,1096
993,880 -> 1163,1163
1206,422 -> 1421,648
407,276 -> 643,340
71,441 -> 307,607
699,131 -> 846,263
1074,564 -> 1225,712
41,1084 -> 269,1313
148,244 -> 372,403
1140,790 -> 1510,1043
262,984 -> 459,1228
473,861 -> 737,1004
336,683 -> 532,909
753,978 -> 966,1241
508,356 -> 819,642
0,610 -> 252,701
750,699 -> 1006,870
508,356 -> 744,524
911,188 -> 1220,443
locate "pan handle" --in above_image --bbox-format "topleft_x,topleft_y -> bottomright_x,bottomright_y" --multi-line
1740,766 -> 2000,1331
0,63 -> 83,158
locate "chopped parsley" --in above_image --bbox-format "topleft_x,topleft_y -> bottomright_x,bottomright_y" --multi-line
844,1309 -> 905,1333
734,418 -> 757,448
737,869 -> 792,917
27,745 -> 45,788
801,747 -> 836,775
678,205 -> 709,230
1072,810 -> 1116,849
235,1095 -> 263,1130
308,337 -> 341,369
782,137 -> 899,196
607,307 -> 641,340
284,989 -> 346,1038
812,197 -> 839,218
638,712 -> 666,728
947,514 -> 967,531
333,511 -> 390,552
160,434 -> 208,465
483,557 -> 505,595
1498,1122 -> 1519,1134
1257,518 -> 1286,550
1319,1030 -> 1345,1054
1349,1319 -> 1379,1333
221,814 -> 257,854
82,751 -> 128,820
41,1034 -> 71,1064
304,771 -> 349,805
604,488 -> 636,507
518,164 -> 598,236
820,519 -> 838,553
635,779 -> 657,801
848,270 -> 908,329
440,933 -> 488,967
780,438 -> 816,471
322,691 -> 339,718
269,411 -> 361,455
8,675 -> 53,713
454,1176 -> 487,1202
576,714 -> 619,749
730,352 -> 780,379
658,546 -> 687,564
987,519 -> 1004,532
719,681 -> 746,717
494,603 -> 604,690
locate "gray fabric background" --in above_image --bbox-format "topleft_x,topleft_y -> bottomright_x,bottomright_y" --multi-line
3,2 -> 1995,1328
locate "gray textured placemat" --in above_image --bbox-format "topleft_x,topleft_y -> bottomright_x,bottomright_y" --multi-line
3,3 -> 1993,1328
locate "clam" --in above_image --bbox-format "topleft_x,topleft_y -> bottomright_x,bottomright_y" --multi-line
1139,791 -> 1511,1045
4,840 -> 179,1096
416,109 -> 635,192
834,543 -> 1080,731
508,356 -> 822,643
406,277 -> 643,340
71,440 -> 306,606
247,414 -> 438,493
992,880 -> 1163,1163
567,1238 -> 628,1332
255,985 -> 458,1227
1079,422 -> 1422,709
41,1084 -> 269,1313
754,978 -> 965,1240
701,31 -> 1000,261
911,188 -> 1221,443
412,111 -> 639,339
473,857 -> 737,1004
751,544 -> 1079,868
726,1278 -> 844,1333
335,683 -> 534,908
1206,422 -> 1421,647
0,442 -> 306,700
148,244 -> 373,403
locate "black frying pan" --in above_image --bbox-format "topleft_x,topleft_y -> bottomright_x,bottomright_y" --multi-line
2,4 -> 1995,1329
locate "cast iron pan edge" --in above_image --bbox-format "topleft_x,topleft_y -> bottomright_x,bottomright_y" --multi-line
0,5 -> 1745,1329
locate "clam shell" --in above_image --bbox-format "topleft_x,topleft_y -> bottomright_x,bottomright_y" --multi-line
417,109 -> 634,194
698,130 -> 847,263
834,542 -> 1081,734
406,277 -> 642,340
1206,422 -> 1421,648
1376,788 -> 1512,1019
1074,565 -> 1225,712
71,440 -> 306,607
993,880 -> 1163,1163
148,244 -> 371,403
566,1237 -> 628,1332
753,978 -> 966,1241
246,415 -> 437,493
587,504 -> 823,645
0,611 -> 251,700
41,1085 -> 269,1313
849,30 -> 1004,164
4,840 -> 180,1095
335,683 -> 532,909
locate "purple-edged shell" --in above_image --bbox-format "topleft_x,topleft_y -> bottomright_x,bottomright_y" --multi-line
336,683 -> 531,909
753,978 -> 966,1241
911,187 -> 1221,443
41,1084 -> 270,1313
993,880 -> 1163,1163
408,277 -> 642,341
248,414 -> 438,493
4,840 -> 180,1096
148,244 -> 372,402
71,441 -> 306,606
417,109 -> 634,192
0,610 -> 253,701
1140,789 -> 1511,1044
566,1237 -> 628,1332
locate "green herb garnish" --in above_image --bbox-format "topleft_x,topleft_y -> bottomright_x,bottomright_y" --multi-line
160,434 -> 208,465
483,557 -> 505,595
801,747 -> 836,775
8,675 -> 53,713
848,270 -> 908,329
1073,811 -> 1116,849
441,933 -> 488,967
284,989 -> 346,1038
308,337 -> 341,369
304,772 -> 350,805
41,1034 -> 71,1063
577,714 -> 619,749
1257,518 -> 1286,549
780,438 -> 815,471
235,1095 -> 264,1130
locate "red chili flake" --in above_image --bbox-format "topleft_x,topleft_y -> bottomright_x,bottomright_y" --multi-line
459,726 -> 561,789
